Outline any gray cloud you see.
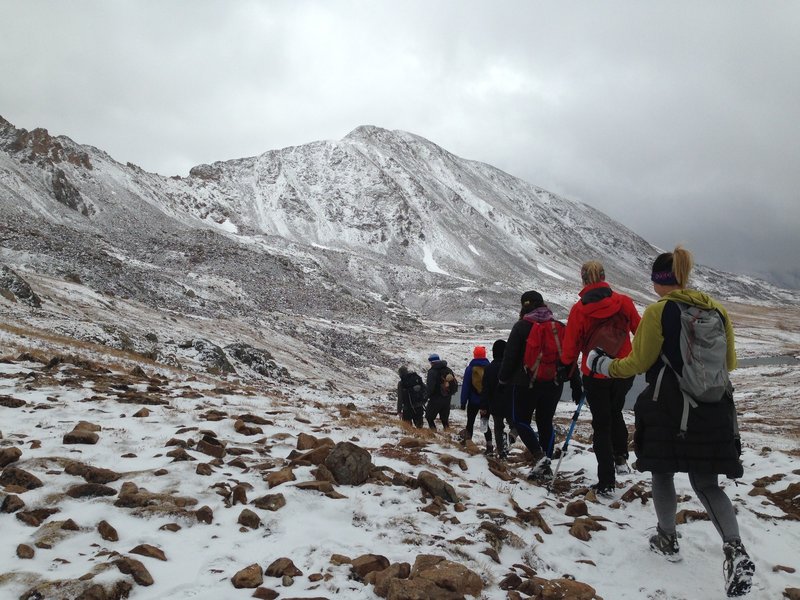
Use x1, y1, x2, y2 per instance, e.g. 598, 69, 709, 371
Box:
2, 1, 798, 286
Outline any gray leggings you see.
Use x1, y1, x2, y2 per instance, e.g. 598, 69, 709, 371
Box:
651, 472, 740, 543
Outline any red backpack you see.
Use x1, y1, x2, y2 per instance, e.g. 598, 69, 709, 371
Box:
581, 311, 630, 358
523, 319, 566, 383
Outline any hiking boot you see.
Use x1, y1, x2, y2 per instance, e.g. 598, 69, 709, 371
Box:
615, 456, 632, 475
497, 449, 509, 460
590, 482, 615, 498
723, 540, 755, 597
527, 454, 552, 481
484, 444, 494, 456
649, 525, 681, 562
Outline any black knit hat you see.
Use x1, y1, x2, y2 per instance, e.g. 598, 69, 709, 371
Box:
520, 290, 544, 309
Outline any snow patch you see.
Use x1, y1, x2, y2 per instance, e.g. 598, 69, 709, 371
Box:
423, 246, 449, 275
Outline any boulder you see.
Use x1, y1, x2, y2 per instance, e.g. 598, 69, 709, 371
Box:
1, 467, 43, 490
0, 447, 22, 468
350, 554, 390, 580
416, 471, 459, 503
231, 563, 263, 589
324, 441, 373, 485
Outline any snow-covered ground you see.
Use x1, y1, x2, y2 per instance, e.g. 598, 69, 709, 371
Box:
0, 313, 798, 600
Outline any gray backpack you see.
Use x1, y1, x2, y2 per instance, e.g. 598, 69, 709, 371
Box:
653, 302, 733, 434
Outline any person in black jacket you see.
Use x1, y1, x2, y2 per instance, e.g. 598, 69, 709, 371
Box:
499, 290, 581, 480
425, 354, 456, 430
480, 339, 511, 457
397, 366, 425, 428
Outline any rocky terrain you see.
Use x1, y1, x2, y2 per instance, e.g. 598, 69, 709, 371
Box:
0, 320, 798, 600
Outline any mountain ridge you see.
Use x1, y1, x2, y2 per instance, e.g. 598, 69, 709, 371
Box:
1, 114, 797, 382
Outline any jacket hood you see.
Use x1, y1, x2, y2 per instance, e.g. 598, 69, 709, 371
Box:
578, 282, 624, 318
522, 305, 554, 323
660, 289, 718, 310
469, 357, 490, 367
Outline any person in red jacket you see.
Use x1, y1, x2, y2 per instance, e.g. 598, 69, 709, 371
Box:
560, 261, 641, 496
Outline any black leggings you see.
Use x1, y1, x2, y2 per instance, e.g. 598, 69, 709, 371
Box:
509, 382, 562, 458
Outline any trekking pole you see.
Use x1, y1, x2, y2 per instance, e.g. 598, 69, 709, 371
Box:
549, 391, 587, 491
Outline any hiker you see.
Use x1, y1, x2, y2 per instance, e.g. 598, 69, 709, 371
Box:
459, 345, 491, 450
587, 246, 755, 597
559, 260, 641, 496
480, 339, 512, 457
425, 353, 458, 430
499, 290, 581, 480
397, 365, 426, 428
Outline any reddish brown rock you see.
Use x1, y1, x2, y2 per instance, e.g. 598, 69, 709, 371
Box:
132, 408, 151, 418
565, 500, 589, 517
231, 485, 248, 505
196, 463, 214, 476
195, 505, 213, 524
251, 588, 279, 599
17, 544, 35, 559
252, 493, 286, 511
197, 435, 226, 458
238, 508, 261, 529
264, 557, 303, 578
67, 483, 117, 498
63, 429, 99, 445
130, 544, 167, 561
98, 520, 119, 542
0, 447, 22, 468
114, 556, 154, 586
0, 466, 43, 490
1, 493, 25, 513
16, 507, 59, 527
351, 553, 391, 580
231, 563, 264, 588
265, 467, 296, 489
64, 462, 121, 484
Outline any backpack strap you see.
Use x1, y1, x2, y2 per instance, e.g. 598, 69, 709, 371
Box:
655, 352, 697, 436
550, 321, 563, 360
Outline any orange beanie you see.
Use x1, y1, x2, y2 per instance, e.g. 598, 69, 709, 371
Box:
473, 345, 487, 359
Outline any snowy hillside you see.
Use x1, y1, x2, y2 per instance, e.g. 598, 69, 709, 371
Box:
0, 313, 798, 600
2, 115, 798, 383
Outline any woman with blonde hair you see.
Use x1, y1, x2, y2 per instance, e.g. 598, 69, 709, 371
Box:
560, 260, 641, 495
587, 246, 755, 597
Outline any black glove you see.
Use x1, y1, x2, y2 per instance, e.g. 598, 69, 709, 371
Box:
571, 384, 583, 404
555, 362, 571, 386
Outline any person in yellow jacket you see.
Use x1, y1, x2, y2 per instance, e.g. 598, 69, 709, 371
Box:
587, 246, 755, 598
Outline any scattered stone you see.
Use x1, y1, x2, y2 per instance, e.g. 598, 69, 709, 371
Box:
569, 517, 607, 541
16, 508, 59, 527
0, 447, 22, 468
197, 434, 226, 458
417, 470, 459, 503
234, 419, 263, 436
238, 508, 261, 529
17, 544, 35, 559
114, 556, 154, 586
252, 493, 286, 511
350, 553, 390, 580
159, 523, 182, 532
196, 463, 214, 476
132, 408, 151, 418
232, 563, 264, 588
330, 554, 352, 566
265, 557, 303, 578
130, 544, 167, 561
565, 500, 589, 517
324, 441, 373, 485
196, 505, 214, 524
98, 520, 119, 542
0, 395, 26, 408
67, 483, 117, 498
63, 429, 99, 445
64, 462, 121, 484
266, 467, 296, 488
251, 588, 279, 600
1, 493, 25, 513
0, 466, 43, 490
232, 484, 248, 505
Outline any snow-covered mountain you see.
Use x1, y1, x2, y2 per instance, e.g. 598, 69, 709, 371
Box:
0, 115, 797, 380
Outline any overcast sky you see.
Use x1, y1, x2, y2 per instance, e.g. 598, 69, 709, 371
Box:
2, 1, 799, 288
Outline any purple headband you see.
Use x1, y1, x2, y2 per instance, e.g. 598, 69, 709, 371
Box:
651, 270, 678, 285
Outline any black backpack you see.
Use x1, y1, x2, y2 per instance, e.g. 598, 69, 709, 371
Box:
402, 372, 427, 406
